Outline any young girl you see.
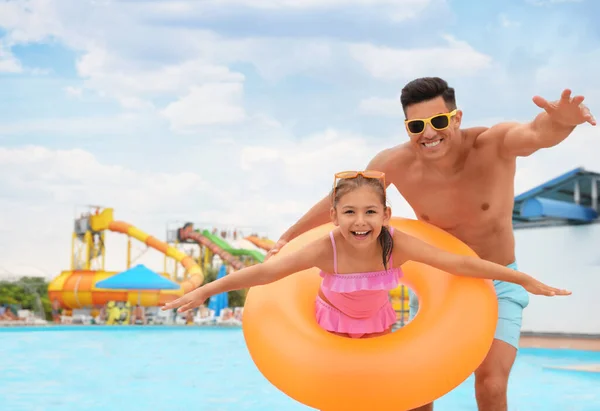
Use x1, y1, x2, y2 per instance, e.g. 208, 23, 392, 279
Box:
162, 171, 570, 338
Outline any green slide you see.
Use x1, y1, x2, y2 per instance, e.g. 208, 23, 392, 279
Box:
200, 230, 265, 263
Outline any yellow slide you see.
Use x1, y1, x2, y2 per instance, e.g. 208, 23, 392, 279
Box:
48, 208, 203, 309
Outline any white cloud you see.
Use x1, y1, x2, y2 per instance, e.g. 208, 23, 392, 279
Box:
64, 86, 83, 97
76, 49, 244, 96
241, 129, 374, 184
0, 146, 210, 209
498, 13, 521, 28
240, 147, 281, 171
0, 113, 159, 136
161, 83, 247, 131
137, 0, 431, 20
535, 50, 600, 92
0, 42, 21, 72
0, 1, 336, 84
75, 47, 246, 109
229, 38, 334, 82
358, 96, 403, 117
0, 0, 63, 45
0, 0, 435, 95
0, 1, 339, 134
349, 35, 492, 80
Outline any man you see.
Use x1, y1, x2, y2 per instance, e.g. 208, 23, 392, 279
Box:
265, 77, 595, 411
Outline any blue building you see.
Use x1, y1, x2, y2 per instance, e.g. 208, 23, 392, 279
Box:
513, 167, 600, 229
512, 167, 600, 336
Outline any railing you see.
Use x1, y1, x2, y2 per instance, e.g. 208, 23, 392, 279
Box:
392, 284, 411, 331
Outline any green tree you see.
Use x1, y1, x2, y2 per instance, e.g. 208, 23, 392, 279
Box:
0, 277, 51, 320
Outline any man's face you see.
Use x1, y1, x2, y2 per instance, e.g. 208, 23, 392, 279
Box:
404, 96, 462, 160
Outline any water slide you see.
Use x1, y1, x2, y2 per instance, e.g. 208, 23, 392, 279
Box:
177, 225, 246, 271
200, 230, 265, 263
244, 235, 275, 252
48, 208, 204, 309
232, 237, 265, 253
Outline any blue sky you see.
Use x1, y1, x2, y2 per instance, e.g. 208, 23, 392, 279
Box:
0, 0, 598, 278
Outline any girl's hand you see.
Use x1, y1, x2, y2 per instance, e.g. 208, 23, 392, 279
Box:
522, 277, 572, 297
161, 287, 209, 313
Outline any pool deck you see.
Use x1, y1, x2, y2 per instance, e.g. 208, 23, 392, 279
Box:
520, 335, 600, 373
544, 363, 600, 372
520, 335, 600, 351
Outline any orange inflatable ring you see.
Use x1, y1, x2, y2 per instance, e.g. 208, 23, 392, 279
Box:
242, 217, 498, 411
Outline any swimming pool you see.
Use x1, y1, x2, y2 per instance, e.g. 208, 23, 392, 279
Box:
2, 326, 599, 411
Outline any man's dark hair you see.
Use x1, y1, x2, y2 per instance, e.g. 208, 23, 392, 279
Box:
400, 77, 456, 115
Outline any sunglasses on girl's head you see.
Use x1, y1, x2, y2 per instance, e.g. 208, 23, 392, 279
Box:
332, 170, 386, 200
334, 170, 385, 181
404, 109, 458, 134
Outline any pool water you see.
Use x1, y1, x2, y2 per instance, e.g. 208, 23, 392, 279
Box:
1, 326, 599, 411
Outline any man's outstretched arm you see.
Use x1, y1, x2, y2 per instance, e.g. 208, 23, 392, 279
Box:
495, 89, 595, 158
266, 148, 395, 259
273, 195, 332, 248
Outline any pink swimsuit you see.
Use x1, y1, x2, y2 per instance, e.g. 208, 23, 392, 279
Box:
315, 228, 403, 338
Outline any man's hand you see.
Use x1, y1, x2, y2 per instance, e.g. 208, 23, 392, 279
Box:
265, 238, 288, 262
533, 89, 596, 127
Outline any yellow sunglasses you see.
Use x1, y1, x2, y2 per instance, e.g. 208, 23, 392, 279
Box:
332, 170, 386, 200
404, 109, 457, 134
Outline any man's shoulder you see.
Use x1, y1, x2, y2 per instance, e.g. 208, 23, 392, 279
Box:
465, 123, 520, 146
464, 126, 504, 149
368, 142, 415, 171
464, 126, 518, 163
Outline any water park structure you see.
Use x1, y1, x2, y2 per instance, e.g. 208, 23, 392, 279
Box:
174, 223, 265, 272
244, 235, 275, 252
44, 206, 410, 318
47, 207, 204, 309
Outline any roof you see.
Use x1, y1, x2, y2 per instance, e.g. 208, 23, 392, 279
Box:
95, 264, 181, 290
513, 167, 600, 229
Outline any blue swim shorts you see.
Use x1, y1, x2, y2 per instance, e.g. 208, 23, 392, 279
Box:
408, 261, 529, 349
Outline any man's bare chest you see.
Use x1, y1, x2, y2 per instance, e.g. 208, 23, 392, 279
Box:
391, 168, 510, 229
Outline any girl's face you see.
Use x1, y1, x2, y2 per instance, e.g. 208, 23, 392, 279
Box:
331, 185, 390, 247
